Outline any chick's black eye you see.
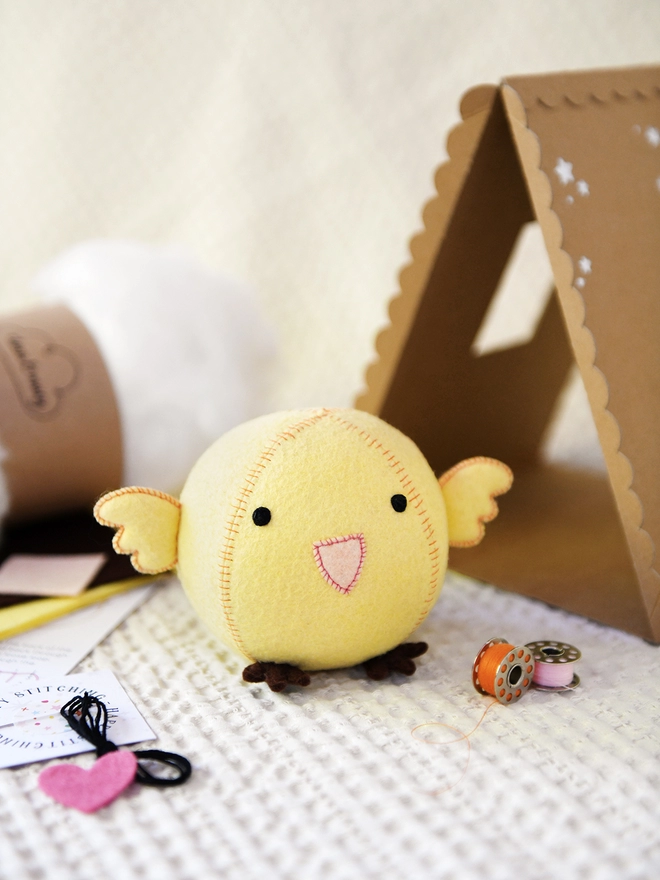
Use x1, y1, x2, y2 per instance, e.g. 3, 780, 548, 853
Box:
252, 507, 271, 526
391, 494, 407, 512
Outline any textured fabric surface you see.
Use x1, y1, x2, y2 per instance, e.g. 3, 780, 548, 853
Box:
1, 573, 659, 880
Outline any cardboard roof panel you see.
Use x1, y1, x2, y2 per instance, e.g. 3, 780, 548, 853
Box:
357, 65, 660, 641
366, 90, 574, 472
503, 66, 660, 635
505, 66, 660, 108
358, 87, 500, 419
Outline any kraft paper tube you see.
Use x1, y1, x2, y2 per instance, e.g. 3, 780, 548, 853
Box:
0, 304, 122, 522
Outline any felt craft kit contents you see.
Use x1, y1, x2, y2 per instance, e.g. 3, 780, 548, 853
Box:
0, 669, 154, 769
94, 407, 512, 690
38, 690, 191, 813
356, 64, 660, 642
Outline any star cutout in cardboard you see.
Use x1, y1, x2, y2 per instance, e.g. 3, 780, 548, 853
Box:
554, 158, 574, 185
645, 127, 660, 148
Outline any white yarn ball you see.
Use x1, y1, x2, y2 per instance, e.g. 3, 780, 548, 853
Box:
33, 240, 277, 496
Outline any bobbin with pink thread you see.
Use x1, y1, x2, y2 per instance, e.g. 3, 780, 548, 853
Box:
526, 641, 581, 691
472, 637, 535, 705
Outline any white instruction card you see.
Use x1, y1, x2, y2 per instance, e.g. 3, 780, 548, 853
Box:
0, 583, 155, 682
0, 668, 155, 769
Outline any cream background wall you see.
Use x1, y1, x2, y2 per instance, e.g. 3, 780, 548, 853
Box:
1, 11, 660, 878
0, 1, 657, 454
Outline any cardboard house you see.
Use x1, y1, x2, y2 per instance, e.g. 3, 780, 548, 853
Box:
356, 66, 660, 641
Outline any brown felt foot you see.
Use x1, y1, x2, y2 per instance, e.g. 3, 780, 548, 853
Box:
242, 661, 311, 693
363, 642, 428, 681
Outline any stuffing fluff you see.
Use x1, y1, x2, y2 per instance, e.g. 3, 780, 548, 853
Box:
33, 240, 277, 496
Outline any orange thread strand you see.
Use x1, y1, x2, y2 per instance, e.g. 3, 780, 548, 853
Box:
411, 699, 497, 795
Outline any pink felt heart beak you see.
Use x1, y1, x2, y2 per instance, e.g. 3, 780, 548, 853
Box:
313, 533, 366, 594
39, 750, 138, 813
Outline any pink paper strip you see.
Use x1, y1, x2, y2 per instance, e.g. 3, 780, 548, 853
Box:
0, 553, 106, 597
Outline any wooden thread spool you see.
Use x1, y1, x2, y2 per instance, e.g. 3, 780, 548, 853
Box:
472, 638, 535, 705
526, 641, 581, 690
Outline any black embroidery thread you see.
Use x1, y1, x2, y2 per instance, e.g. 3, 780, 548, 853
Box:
60, 692, 192, 788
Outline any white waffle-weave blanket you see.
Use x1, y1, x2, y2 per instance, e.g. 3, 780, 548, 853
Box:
0, 573, 658, 880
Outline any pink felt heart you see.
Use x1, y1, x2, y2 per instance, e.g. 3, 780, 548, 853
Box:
39, 750, 138, 813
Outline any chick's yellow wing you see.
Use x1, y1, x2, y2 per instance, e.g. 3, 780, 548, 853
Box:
439, 458, 513, 548
94, 487, 181, 574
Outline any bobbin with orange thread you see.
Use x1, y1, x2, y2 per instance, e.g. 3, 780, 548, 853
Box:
472, 638, 535, 704
526, 641, 581, 691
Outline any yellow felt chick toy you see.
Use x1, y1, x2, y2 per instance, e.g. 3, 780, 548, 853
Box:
94, 408, 512, 691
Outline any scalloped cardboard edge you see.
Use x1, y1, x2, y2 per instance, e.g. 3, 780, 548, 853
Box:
356, 65, 660, 642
